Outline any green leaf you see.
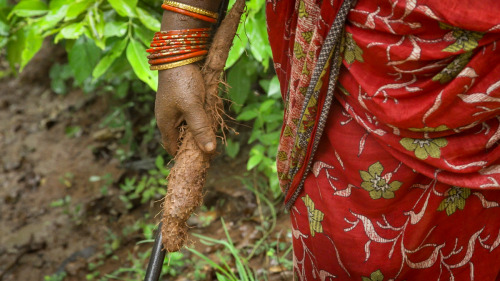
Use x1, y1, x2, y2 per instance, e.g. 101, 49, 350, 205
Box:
247, 152, 263, 170
126, 38, 157, 91
259, 78, 282, 99
227, 58, 252, 109
54, 22, 85, 43
247, 10, 271, 68
225, 139, 240, 159
20, 27, 43, 71
86, 9, 105, 48
65, 0, 92, 21
259, 131, 280, 146
225, 12, 248, 69
0, 19, 8, 37
93, 38, 128, 78
68, 36, 101, 84
49, 0, 68, 11
267, 76, 281, 97
49, 63, 72, 94
246, 0, 265, 12
104, 21, 128, 38
136, 7, 160, 31
35, 5, 69, 31
216, 272, 231, 281
9, 0, 48, 18
134, 24, 154, 46
6, 27, 26, 70
259, 99, 276, 113
247, 145, 265, 169
236, 109, 258, 121
107, 0, 137, 18
155, 155, 164, 169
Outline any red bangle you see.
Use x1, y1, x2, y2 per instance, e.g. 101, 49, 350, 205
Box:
149, 40, 208, 48
152, 37, 209, 42
148, 50, 208, 65
161, 4, 217, 23
155, 28, 211, 35
147, 48, 204, 59
147, 44, 207, 53
147, 44, 207, 54
153, 33, 211, 40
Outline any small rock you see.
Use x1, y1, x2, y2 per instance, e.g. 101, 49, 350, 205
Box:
92, 128, 123, 142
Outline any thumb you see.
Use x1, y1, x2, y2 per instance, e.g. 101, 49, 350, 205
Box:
183, 104, 217, 153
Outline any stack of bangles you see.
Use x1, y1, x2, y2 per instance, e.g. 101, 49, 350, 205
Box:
147, 1, 219, 71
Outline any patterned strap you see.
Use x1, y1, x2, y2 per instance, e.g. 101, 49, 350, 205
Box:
285, 0, 355, 209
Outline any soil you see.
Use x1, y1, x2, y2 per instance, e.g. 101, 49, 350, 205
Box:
0, 44, 291, 280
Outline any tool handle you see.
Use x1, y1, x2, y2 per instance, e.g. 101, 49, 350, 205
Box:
144, 222, 166, 281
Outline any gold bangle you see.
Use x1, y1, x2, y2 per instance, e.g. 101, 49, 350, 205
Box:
162, 0, 218, 19
150, 55, 205, 70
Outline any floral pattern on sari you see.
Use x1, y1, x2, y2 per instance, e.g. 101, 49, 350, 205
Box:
267, 0, 500, 279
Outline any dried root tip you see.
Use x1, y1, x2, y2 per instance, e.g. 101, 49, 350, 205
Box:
161, 222, 187, 252
161, 132, 208, 252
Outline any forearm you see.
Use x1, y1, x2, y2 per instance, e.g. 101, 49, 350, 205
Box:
158, 0, 222, 86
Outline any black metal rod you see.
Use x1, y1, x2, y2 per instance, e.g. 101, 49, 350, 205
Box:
144, 222, 166, 281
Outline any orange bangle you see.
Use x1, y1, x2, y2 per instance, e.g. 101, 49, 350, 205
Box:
146, 44, 207, 54
147, 44, 207, 53
148, 50, 208, 65
147, 48, 204, 59
161, 4, 217, 23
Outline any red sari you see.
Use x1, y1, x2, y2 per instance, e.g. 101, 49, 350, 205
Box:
266, 0, 500, 279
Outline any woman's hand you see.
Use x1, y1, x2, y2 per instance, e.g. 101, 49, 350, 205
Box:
155, 64, 217, 156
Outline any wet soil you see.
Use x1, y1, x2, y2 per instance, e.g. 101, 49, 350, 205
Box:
0, 45, 291, 280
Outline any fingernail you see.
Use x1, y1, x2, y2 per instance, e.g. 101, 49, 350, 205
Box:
205, 142, 215, 152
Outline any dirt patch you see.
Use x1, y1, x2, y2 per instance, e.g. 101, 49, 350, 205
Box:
0, 44, 291, 280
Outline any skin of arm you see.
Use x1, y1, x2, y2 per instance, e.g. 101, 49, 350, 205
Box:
155, 0, 222, 156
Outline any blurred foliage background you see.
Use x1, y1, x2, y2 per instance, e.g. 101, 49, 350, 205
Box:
1, 0, 282, 196
1, 0, 289, 279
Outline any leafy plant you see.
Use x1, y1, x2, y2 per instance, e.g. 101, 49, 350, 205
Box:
119, 155, 168, 209
2, 0, 161, 89
188, 218, 257, 281
43, 272, 67, 281
89, 173, 114, 196
49, 195, 84, 224
226, 56, 283, 199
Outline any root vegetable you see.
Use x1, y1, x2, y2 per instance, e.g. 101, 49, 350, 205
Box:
161, 0, 246, 252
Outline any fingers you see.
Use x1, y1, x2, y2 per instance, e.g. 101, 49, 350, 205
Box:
156, 99, 215, 155
155, 64, 216, 155
182, 102, 217, 153
155, 91, 181, 156
161, 119, 180, 156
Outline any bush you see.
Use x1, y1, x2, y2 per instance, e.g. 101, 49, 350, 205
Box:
2, 0, 282, 198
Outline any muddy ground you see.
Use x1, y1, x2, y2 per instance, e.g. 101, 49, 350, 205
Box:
0, 45, 291, 280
